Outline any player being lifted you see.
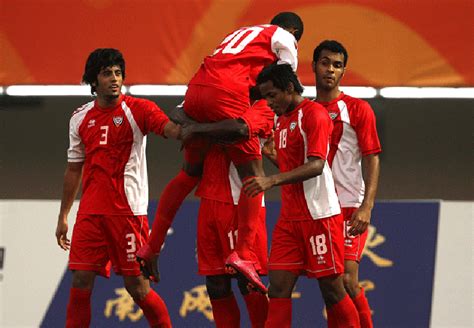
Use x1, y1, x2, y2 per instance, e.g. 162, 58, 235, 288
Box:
137, 12, 304, 293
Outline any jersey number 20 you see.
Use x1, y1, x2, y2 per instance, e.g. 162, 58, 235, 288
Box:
214, 26, 265, 55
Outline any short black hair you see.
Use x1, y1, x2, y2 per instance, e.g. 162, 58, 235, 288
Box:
270, 12, 304, 41
256, 63, 304, 94
313, 40, 348, 67
82, 48, 126, 95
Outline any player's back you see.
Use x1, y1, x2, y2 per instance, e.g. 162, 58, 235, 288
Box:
189, 24, 297, 98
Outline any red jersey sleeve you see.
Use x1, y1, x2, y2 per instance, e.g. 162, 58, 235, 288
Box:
353, 101, 382, 156
240, 100, 274, 139
129, 97, 170, 137
303, 103, 332, 160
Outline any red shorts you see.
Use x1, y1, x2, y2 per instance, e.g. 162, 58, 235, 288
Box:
69, 214, 149, 277
184, 84, 262, 166
196, 198, 267, 276
268, 214, 345, 279
342, 207, 369, 262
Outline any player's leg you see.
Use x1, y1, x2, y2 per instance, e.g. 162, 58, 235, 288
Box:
310, 215, 359, 328
67, 214, 110, 327
237, 278, 268, 328
236, 206, 269, 328
206, 275, 240, 328
343, 207, 373, 328
106, 215, 171, 327
344, 260, 372, 328
265, 219, 303, 328
137, 142, 205, 265
66, 270, 97, 328
225, 144, 267, 292
123, 275, 171, 328
265, 270, 298, 328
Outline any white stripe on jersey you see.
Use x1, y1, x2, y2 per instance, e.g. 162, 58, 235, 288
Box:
67, 101, 94, 162
122, 101, 149, 215
332, 100, 365, 207
271, 27, 298, 71
297, 109, 341, 220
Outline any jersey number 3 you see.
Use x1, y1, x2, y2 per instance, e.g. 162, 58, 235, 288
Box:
214, 26, 264, 55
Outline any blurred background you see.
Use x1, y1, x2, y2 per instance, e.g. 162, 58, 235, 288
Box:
0, 0, 472, 327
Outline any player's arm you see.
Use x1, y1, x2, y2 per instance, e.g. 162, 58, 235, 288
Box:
182, 119, 249, 143
243, 156, 324, 197
262, 132, 278, 168
349, 154, 380, 235
56, 161, 83, 250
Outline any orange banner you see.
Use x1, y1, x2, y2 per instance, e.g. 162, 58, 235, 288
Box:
1, 0, 473, 86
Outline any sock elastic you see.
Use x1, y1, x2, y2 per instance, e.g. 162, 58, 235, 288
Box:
327, 294, 360, 328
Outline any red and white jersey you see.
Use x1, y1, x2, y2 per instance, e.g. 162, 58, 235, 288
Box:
318, 93, 381, 207
189, 24, 297, 100
275, 99, 340, 220
68, 95, 169, 215
195, 100, 274, 205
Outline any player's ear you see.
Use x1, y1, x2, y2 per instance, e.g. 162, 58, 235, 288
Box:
311, 61, 316, 73
287, 82, 295, 93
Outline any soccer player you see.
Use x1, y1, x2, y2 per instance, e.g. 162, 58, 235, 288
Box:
140, 99, 274, 328
55, 48, 180, 328
244, 63, 361, 327
137, 12, 304, 292
312, 40, 381, 328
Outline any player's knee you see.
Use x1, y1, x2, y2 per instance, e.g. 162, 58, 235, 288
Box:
318, 275, 347, 306
206, 276, 231, 299
72, 270, 96, 289
124, 277, 150, 301
343, 272, 360, 298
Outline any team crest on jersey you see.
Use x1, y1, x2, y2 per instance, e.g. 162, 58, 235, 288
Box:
289, 122, 297, 131
87, 119, 95, 128
113, 116, 123, 127
329, 112, 339, 120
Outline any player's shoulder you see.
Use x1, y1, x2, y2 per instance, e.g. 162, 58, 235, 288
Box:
303, 99, 328, 115
123, 95, 158, 110
341, 93, 372, 111
71, 100, 95, 118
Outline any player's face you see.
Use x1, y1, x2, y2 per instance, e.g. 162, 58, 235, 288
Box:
94, 65, 123, 99
313, 50, 345, 91
259, 80, 293, 116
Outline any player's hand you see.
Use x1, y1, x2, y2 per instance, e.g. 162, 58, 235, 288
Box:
348, 206, 371, 236
262, 132, 276, 157
136, 244, 160, 283
55, 217, 70, 251
169, 103, 195, 125
243, 176, 274, 197
137, 255, 160, 283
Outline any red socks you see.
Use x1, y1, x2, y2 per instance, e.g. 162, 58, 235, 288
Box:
147, 170, 199, 254
236, 185, 263, 260
327, 294, 360, 328
243, 292, 268, 328
353, 288, 373, 328
210, 294, 240, 328
135, 290, 172, 328
66, 288, 91, 328
265, 298, 292, 328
